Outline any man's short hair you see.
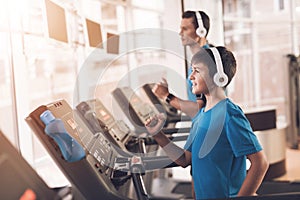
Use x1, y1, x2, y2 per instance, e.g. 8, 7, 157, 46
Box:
182, 10, 210, 37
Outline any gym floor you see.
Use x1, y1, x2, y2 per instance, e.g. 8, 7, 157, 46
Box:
275, 147, 300, 181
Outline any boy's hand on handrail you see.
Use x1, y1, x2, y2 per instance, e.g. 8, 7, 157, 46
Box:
145, 113, 166, 136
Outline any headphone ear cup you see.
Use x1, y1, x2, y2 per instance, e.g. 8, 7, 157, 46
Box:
196, 26, 207, 38
213, 73, 228, 87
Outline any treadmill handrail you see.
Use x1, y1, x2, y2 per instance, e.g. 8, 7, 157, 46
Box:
161, 127, 190, 134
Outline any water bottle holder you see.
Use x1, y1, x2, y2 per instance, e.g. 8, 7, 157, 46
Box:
40, 110, 86, 162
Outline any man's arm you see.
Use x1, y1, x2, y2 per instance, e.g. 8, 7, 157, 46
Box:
168, 96, 204, 118
237, 150, 269, 196
152, 79, 204, 118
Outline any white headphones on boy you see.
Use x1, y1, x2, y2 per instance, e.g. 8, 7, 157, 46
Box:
195, 11, 207, 38
210, 47, 228, 87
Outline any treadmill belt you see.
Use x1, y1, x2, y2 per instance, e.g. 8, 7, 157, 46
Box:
257, 181, 300, 195
172, 180, 300, 198
171, 182, 192, 198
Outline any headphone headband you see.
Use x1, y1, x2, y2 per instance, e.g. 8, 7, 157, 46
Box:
195, 11, 207, 38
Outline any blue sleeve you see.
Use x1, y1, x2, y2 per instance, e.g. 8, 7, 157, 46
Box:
226, 113, 262, 157
183, 110, 203, 152
184, 134, 193, 152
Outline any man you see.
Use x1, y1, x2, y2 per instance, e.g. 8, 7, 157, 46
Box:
152, 10, 212, 118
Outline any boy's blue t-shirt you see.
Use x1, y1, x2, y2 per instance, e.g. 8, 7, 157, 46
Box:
184, 98, 262, 200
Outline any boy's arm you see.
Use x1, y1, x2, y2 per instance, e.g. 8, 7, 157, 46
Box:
237, 150, 269, 196
152, 131, 191, 168
144, 113, 192, 167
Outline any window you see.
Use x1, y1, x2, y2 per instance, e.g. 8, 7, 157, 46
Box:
223, 0, 299, 134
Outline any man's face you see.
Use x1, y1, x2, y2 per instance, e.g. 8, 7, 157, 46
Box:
179, 17, 199, 46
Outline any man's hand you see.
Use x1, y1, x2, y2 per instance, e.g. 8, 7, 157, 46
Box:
152, 78, 170, 100
145, 113, 166, 136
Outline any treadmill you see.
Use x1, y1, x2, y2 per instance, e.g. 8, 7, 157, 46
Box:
112, 87, 193, 198
112, 86, 190, 137
25, 99, 180, 200
142, 83, 191, 124
0, 130, 71, 200
75, 98, 190, 198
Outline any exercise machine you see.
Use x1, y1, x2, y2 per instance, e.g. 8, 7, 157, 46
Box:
75, 98, 191, 198
142, 83, 191, 124
26, 99, 180, 200
112, 86, 193, 198
112, 86, 191, 134
286, 54, 300, 149
0, 130, 72, 200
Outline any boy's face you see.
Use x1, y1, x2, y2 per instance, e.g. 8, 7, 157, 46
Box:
179, 17, 199, 46
190, 62, 213, 94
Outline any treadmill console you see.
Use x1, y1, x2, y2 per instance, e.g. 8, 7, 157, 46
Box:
26, 100, 132, 200
142, 83, 178, 116
76, 99, 141, 153
142, 83, 191, 123
113, 86, 191, 133
112, 87, 158, 133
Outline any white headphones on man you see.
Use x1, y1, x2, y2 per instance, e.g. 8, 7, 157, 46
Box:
210, 47, 228, 87
195, 11, 207, 38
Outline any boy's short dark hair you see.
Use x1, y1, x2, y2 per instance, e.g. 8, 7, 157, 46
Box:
191, 46, 237, 87
182, 10, 210, 37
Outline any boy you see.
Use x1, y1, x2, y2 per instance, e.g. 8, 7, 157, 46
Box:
145, 46, 268, 199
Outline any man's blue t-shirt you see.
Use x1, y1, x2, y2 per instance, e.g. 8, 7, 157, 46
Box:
184, 98, 262, 200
